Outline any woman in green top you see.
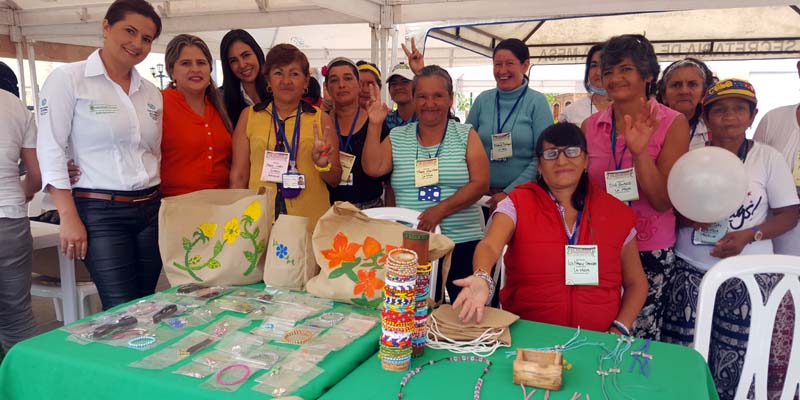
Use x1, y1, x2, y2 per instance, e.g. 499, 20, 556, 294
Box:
362, 65, 489, 302
466, 39, 554, 209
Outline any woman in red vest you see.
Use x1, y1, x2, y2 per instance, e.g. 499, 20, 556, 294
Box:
452, 123, 648, 334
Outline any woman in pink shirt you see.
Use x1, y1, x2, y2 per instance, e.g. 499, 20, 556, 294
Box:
581, 35, 689, 339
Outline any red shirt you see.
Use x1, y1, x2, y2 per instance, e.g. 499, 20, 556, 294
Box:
160, 88, 232, 197
500, 182, 636, 332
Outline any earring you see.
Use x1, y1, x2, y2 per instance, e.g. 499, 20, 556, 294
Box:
303, 87, 309, 95
267, 86, 273, 94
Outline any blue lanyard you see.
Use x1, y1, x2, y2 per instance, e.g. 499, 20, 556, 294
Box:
335, 107, 360, 153
557, 202, 583, 245
737, 139, 749, 162
271, 103, 302, 161
610, 112, 628, 170
415, 122, 448, 160
495, 86, 527, 133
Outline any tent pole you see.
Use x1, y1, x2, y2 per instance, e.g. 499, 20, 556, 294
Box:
370, 23, 378, 64
15, 41, 27, 107
27, 40, 39, 114
379, 27, 388, 103
389, 26, 398, 108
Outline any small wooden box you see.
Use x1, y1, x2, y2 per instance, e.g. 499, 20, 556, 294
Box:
512, 349, 563, 390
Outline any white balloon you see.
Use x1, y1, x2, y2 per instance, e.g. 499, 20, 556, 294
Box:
667, 146, 748, 223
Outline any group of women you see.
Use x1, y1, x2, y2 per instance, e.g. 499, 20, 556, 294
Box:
6, 0, 797, 397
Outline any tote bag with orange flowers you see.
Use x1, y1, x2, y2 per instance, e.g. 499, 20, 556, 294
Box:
159, 188, 274, 286
306, 202, 455, 308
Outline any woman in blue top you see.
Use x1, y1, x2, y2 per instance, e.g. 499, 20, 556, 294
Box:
466, 39, 554, 209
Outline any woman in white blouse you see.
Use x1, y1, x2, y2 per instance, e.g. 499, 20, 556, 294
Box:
37, 0, 163, 309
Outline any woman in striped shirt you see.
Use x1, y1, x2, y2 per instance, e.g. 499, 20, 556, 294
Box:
362, 65, 489, 302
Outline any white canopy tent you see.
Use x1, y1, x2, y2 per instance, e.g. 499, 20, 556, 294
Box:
0, 0, 793, 106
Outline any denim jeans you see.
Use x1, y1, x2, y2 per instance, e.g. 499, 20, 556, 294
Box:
0, 217, 37, 352
75, 187, 162, 310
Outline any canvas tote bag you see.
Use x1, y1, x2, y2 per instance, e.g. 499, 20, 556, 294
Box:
159, 188, 274, 286
306, 202, 455, 308
263, 214, 317, 290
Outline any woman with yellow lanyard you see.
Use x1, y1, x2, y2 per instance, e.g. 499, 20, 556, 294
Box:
230, 44, 341, 228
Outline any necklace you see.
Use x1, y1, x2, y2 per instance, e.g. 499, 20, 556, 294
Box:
397, 356, 492, 399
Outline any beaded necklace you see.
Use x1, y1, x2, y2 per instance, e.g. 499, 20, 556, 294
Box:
397, 355, 492, 399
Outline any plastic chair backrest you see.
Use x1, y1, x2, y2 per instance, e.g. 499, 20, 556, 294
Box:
694, 254, 800, 400
361, 207, 440, 300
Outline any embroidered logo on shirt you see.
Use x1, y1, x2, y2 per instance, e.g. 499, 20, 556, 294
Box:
89, 103, 119, 115
39, 98, 49, 116
146, 103, 160, 121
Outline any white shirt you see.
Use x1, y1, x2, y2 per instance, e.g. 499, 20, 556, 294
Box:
675, 142, 800, 270
0, 90, 36, 218
37, 49, 162, 192
558, 96, 595, 127
689, 119, 709, 151
240, 83, 254, 106
754, 103, 800, 255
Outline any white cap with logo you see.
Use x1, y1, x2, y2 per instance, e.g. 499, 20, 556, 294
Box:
386, 62, 415, 83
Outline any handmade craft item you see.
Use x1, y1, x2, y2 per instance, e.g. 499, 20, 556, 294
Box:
397, 356, 492, 400
513, 349, 563, 390
380, 248, 418, 372
403, 230, 432, 357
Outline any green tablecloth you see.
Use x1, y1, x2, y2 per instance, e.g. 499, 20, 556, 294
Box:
321, 319, 720, 400
0, 286, 379, 400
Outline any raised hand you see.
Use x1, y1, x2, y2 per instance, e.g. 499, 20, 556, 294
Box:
312, 123, 331, 167
622, 97, 661, 157
401, 37, 425, 75
365, 84, 390, 124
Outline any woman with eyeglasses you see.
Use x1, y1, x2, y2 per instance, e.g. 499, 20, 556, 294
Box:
451, 123, 647, 333
582, 34, 690, 339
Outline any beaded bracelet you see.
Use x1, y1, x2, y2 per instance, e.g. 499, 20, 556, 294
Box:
128, 335, 156, 349
282, 329, 314, 344
319, 312, 345, 326
215, 363, 252, 386
382, 310, 414, 323
384, 281, 416, 291
383, 303, 414, 314
416, 262, 433, 273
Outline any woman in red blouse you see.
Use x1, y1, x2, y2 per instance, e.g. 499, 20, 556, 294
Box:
161, 34, 233, 197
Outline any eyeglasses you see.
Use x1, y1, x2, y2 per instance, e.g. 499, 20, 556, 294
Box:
540, 146, 583, 160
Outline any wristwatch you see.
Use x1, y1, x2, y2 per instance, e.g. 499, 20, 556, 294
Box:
751, 226, 764, 242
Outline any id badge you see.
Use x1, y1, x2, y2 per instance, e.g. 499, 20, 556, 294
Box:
604, 168, 639, 202
282, 172, 306, 190
261, 151, 290, 183
339, 151, 356, 185
793, 150, 800, 187
692, 220, 728, 245
418, 185, 441, 202
491, 132, 513, 161
414, 158, 439, 187
565, 245, 599, 286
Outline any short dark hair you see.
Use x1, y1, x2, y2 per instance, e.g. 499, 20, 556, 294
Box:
583, 43, 604, 93
601, 34, 659, 97
220, 29, 270, 127
656, 57, 717, 124
264, 44, 310, 77
104, 0, 162, 38
493, 38, 529, 64
0, 61, 19, 98
535, 122, 589, 210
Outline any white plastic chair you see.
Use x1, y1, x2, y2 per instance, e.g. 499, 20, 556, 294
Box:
28, 194, 99, 323
361, 207, 441, 300
694, 254, 800, 400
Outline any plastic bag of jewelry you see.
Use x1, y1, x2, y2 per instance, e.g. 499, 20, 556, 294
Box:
172, 349, 239, 379
286, 344, 333, 363
267, 302, 328, 325
129, 331, 218, 370
66, 312, 142, 344
271, 291, 333, 310
336, 313, 379, 336
276, 323, 323, 346
252, 364, 324, 397
200, 315, 250, 338
248, 287, 283, 304
201, 358, 265, 392
249, 317, 296, 340
305, 326, 361, 351
304, 311, 347, 329
215, 331, 264, 356
163, 307, 217, 331
210, 297, 261, 314
98, 322, 186, 351
226, 286, 267, 299
242, 344, 293, 370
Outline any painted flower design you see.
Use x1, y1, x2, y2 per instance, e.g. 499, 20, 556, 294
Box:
223, 218, 240, 244
199, 223, 217, 239
353, 269, 384, 298
362, 236, 382, 259
378, 245, 399, 264
243, 200, 262, 223
276, 244, 288, 259
321, 232, 361, 269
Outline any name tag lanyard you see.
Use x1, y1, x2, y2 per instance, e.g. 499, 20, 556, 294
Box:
689, 120, 698, 143
495, 87, 527, 134
736, 139, 749, 162
335, 107, 360, 153
271, 103, 302, 170
610, 112, 628, 171
415, 123, 448, 160
554, 200, 596, 245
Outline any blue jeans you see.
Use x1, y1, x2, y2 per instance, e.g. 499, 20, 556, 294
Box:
75, 188, 162, 310
0, 217, 37, 352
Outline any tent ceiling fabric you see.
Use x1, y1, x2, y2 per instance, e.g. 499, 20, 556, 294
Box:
425, 6, 800, 64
